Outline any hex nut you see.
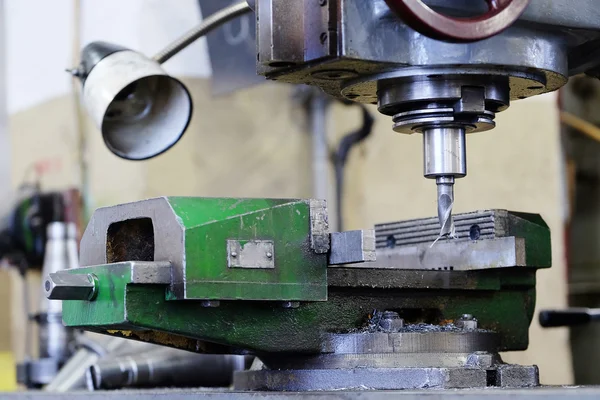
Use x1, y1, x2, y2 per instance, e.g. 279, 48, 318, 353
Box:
379, 311, 404, 332
457, 314, 478, 330
45, 273, 97, 301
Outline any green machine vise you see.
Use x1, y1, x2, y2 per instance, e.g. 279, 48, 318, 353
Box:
79, 197, 335, 302
45, 198, 550, 370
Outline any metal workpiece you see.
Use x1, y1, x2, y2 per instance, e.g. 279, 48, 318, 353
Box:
374, 209, 551, 265
369, 210, 550, 271
372, 237, 524, 270
80, 197, 329, 301
328, 230, 376, 265
87, 348, 247, 390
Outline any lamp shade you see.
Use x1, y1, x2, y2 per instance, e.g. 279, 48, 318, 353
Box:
79, 42, 192, 160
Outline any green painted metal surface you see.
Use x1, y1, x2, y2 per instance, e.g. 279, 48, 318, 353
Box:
167, 198, 326, 301
62, 263, 539, 353
61, 205, 550, 356
83, 197, 328, 302
62, 263, 132, 328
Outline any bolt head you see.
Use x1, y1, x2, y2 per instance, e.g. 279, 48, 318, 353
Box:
319, 32, 328, 45
266, 252, 273, 259
45, 273, 97, 301
382, 311, 400, 320
230, 251, 238, 258
281, 301, 300, 309
457, 314, 478, 330
379, 311, 404, 332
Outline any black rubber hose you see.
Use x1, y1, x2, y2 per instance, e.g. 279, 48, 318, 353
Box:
332, 104, 375, 231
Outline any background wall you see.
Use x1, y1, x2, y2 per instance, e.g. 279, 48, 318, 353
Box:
2, 0, 572, 386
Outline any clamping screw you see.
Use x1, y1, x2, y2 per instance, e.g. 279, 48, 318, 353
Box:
45, 273, 97, 301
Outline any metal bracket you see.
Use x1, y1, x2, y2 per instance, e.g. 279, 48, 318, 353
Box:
368, 237, 527, 271
227, 240, 275, 269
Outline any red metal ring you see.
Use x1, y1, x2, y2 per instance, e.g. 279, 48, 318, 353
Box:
384, 0, 530, 42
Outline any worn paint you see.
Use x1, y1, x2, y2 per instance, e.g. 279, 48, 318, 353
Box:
63, 263, 541, 353
164, 197, 327, 301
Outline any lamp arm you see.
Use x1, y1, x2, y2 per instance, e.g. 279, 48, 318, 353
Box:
152, 1, 253, 64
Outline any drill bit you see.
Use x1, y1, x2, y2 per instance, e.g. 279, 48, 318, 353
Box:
436, 177, 456, 237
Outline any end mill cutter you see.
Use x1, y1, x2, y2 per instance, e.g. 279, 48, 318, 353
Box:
423, 127, 466, 237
